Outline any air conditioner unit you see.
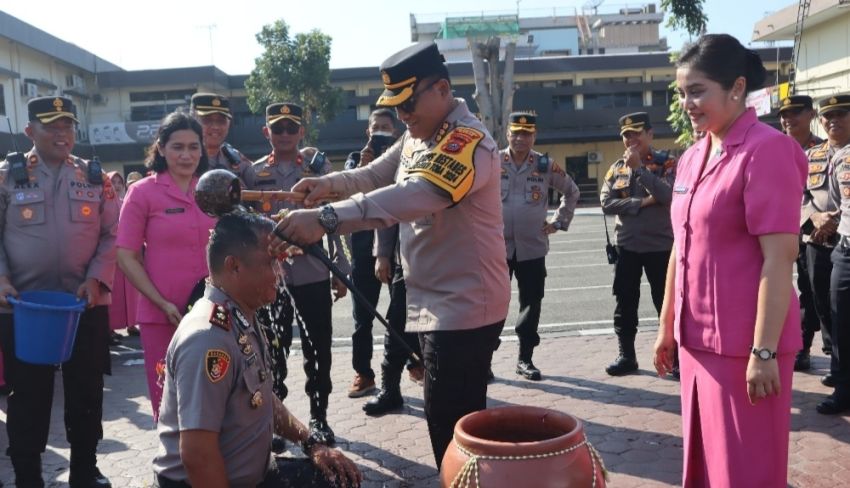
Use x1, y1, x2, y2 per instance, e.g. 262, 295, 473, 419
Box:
92, 93, 107, 105
22, 82, 38, 98
587, 151, 603, 163
70, 74, 84, 89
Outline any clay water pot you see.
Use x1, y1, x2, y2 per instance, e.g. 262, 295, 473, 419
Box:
440, 406, 606, 488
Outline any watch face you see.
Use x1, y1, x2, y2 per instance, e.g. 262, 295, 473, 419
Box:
758, 349, 770, 360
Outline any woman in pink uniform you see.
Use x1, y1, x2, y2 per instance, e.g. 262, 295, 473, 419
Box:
107, 171, 137, 342
653, 34, 807, 487
117, 111, 214, 421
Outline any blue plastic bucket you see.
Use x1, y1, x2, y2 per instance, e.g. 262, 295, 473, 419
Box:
8, 291, 86, 364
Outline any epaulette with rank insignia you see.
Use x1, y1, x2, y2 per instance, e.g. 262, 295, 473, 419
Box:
209, 304, 231, 331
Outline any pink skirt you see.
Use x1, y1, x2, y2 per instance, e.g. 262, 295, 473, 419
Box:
139, 322, 176, 422
109, 267, 138, 330
679, 346, 794, 488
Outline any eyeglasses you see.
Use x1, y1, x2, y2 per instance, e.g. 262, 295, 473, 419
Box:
270, 123, 300, 135
397, 79, 441, 114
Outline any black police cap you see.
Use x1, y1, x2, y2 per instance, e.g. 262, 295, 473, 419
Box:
376, 43, 447, 107
619, 112, 651, 135
266, 103, 303, 126
191, 93, 232, 118
818, 93, 850, 115
509, 112, 537, 133
28, 96, 78, 124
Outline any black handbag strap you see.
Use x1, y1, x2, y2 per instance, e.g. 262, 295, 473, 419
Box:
602, 212, 613, 246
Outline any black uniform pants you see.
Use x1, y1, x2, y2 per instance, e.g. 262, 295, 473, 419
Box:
507, 254, 546, 356
0, 306, 110, 461
380, 264, 421, 387
420, 320, 504, 468
288, 279, 334, 418
612, 247, 670, 342
804, 243, 834, 354
830, 245, 850, 389
350, 233, 382, 379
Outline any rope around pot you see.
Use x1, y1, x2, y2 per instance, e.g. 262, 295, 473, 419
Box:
447, 434, 609, 488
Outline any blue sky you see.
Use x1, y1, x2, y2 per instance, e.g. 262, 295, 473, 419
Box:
1, 0, 792, 74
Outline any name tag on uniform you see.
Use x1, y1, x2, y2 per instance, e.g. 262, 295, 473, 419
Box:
673, 185, 689, 194
165, 207, 185, 214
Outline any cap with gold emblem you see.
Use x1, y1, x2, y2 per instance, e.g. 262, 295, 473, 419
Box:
778, 95, 814, 113
28, 96, 79, 124
265, 103, 303, 126
509, 112, 537, 133
619, 112, 652, 135
191, 93, 232, 118
817, 93, 850, 115
376, 42, 448, 107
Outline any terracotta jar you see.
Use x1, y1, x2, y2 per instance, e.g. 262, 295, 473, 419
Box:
440, 406, 607, 488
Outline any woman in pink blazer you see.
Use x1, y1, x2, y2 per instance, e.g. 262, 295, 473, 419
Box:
653, 34, 807, 487
117, 112, 215, 421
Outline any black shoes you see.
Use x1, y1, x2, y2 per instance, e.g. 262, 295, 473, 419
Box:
363, 389, 404, 416
816, 391, 850, 415
69, 467, 112, 488
308, 417, 336, 446
605, 355, 639, 376
822, 374, 836, 388
516, 360, 542, 381
486, 368, 495, 384
794, 350, 812, 372
271, 435, 287, 454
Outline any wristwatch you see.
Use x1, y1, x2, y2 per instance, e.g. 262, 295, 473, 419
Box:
551, 221, 562, 231
317, 205, 339, 234
301, 435, 319, 456
751, 346, 777, 361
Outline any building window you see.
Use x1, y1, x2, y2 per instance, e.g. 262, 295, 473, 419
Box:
583, 76, 643, 85
129, 89, 195, 103
652, 89, 672, 107
130, 103, 186, 122
583, 92, 643, 109
0, 84, 5, 116
552, 95, 575, 111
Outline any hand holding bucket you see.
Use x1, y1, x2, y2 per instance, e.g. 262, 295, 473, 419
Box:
7, 291, 87, 364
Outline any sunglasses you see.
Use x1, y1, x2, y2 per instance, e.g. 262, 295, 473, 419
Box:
270, 123, 300, 135
823, 109, 850, 119
397, 79, 441, 114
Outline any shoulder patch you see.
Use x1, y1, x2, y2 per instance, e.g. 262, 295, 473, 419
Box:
206, 349, 231, 383
209, 304, 231, 331
407, 127, 483, 203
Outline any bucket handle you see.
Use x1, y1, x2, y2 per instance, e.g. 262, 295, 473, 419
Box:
7, 296, 87, 312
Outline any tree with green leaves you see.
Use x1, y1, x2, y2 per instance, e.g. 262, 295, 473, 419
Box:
661, 0, 708, 147
245, 20, 341, 143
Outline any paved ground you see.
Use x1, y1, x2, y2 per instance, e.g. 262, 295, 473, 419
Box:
1, 210, 849, 486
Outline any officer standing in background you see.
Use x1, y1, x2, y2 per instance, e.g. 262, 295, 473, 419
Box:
499, 112, 579, 380
600, 112, 675, 376
0, 97, 119, 487
820, 93, 850, 415
245, 102, 350, 445
269, 42, 510, 467
346, 108, 398, 399
792, 95, 840, 374
190, 93, 253, 182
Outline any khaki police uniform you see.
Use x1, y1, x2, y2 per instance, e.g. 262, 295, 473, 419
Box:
244, 103, 350, 431
500, 145, 579, 364
799, 139, 840, 359
0, 97, 120, 485
600, 112, 675, 373
208, 146, 253, 182
324, 80, 510, 466
823, 141, 850, 413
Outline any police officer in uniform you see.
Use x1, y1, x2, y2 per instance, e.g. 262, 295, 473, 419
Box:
818, 93, 850, 415
0, 97, 119, 487
153, 212, 361, 487
269, 42, 510, 467
600, 112, 675, 376
190, 93, 253, 182
245, 103, 350, 445
499, 112, 579, 380
796, 95, 848, 374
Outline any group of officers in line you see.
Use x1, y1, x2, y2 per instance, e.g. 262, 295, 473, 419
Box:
2, 38, 850, 487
